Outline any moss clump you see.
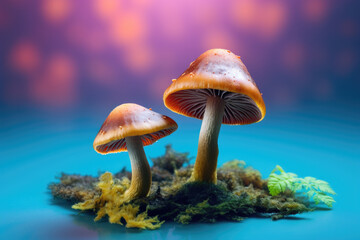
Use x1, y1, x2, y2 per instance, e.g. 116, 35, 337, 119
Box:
143, 182, 255, 224
218, 159, 264, 190
72, 172, 163, 230
49, 146, 310, 230
150, 145, 190, 181
50, 173, 99, 202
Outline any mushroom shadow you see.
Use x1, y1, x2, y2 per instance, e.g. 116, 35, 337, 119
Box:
250, 213, 310, 221
309, 206, 333, 211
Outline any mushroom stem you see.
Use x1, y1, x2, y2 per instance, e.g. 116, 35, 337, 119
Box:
124, 136, 151, 200
192, 96, 225, 183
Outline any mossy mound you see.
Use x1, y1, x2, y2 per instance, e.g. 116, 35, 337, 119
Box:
49, 145, 309, 230
143, 182, 256, 224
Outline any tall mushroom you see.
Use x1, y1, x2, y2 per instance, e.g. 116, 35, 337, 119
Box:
163, 49, 266, 183
93, 103, 178, 200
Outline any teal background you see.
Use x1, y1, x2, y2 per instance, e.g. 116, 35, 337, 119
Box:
1, 104, 359, 239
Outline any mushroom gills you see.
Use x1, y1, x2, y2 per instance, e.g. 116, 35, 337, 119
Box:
168, 89, 262, 125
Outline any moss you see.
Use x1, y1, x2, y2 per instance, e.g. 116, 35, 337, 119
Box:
72, 172, 163, 230
218, 159, 264, 189
220, 159, 246, 170
49, 173, 99, 202
49, 145, 310, 230
151, 145, 190, 174
144, 182, 255, 224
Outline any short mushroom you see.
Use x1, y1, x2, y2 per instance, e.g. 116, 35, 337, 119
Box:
163, 49, 266, 183
93, 103, 178, 200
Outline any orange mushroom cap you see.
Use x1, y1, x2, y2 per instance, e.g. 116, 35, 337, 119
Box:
93, 104, 178, 154
163, 49, 266, 125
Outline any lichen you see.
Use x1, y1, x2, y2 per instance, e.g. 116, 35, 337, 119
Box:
72, 172, 163, 230
49, 145, 313, 230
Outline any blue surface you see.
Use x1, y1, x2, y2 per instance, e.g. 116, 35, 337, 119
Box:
1, 104, 360, 240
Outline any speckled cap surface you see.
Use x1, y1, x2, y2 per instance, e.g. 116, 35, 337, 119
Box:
93, 103, 178, 154
163, 49, 266, 125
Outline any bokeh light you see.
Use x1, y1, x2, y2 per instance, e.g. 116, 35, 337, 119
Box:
42, 0, 71, 23
9, 41, 40, 74
231, 0, 287, 40
29, 53, 77, 107
303, 0, 329, 22
0, 0, 359, 110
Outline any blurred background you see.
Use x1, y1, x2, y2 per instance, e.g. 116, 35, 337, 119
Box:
1, 0, 360, 239
0, 0, 359, 112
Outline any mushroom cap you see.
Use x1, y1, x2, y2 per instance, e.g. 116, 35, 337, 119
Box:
93, 103, 178, 154
163, 49, 266, 125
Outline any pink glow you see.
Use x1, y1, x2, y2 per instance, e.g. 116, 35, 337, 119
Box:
202, 29, 236, 50
259, 2, 287, 39
231, 0, 287, 40
231, 0, 258, 30
93, 0, 122, 20
29, 54, 77, 107
155, 2, 186, 40
109, 11, 147, 46
131, 0, 152, 9
303, 0, 329, 22
123, 43, 154, 74
9, 41, 41, 74
42, 0, 71, 22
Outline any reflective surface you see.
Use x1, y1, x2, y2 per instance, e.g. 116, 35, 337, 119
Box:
1, 104, 359, 239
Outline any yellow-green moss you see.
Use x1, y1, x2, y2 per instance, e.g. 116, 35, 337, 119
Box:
72, 172, 163, 230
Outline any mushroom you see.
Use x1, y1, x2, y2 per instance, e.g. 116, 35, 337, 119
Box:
93, 103, 178, 200
163, 49, 266, 183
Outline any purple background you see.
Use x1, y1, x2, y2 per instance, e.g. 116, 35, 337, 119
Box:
0, 0, 359, 112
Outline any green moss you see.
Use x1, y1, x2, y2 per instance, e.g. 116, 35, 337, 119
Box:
49, 145, 312, 230
144, 182, 255, 223
151, 144, 190, 174
220, 159, 246, 170
49, 173, 99, 202
169, 183, 255, 224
